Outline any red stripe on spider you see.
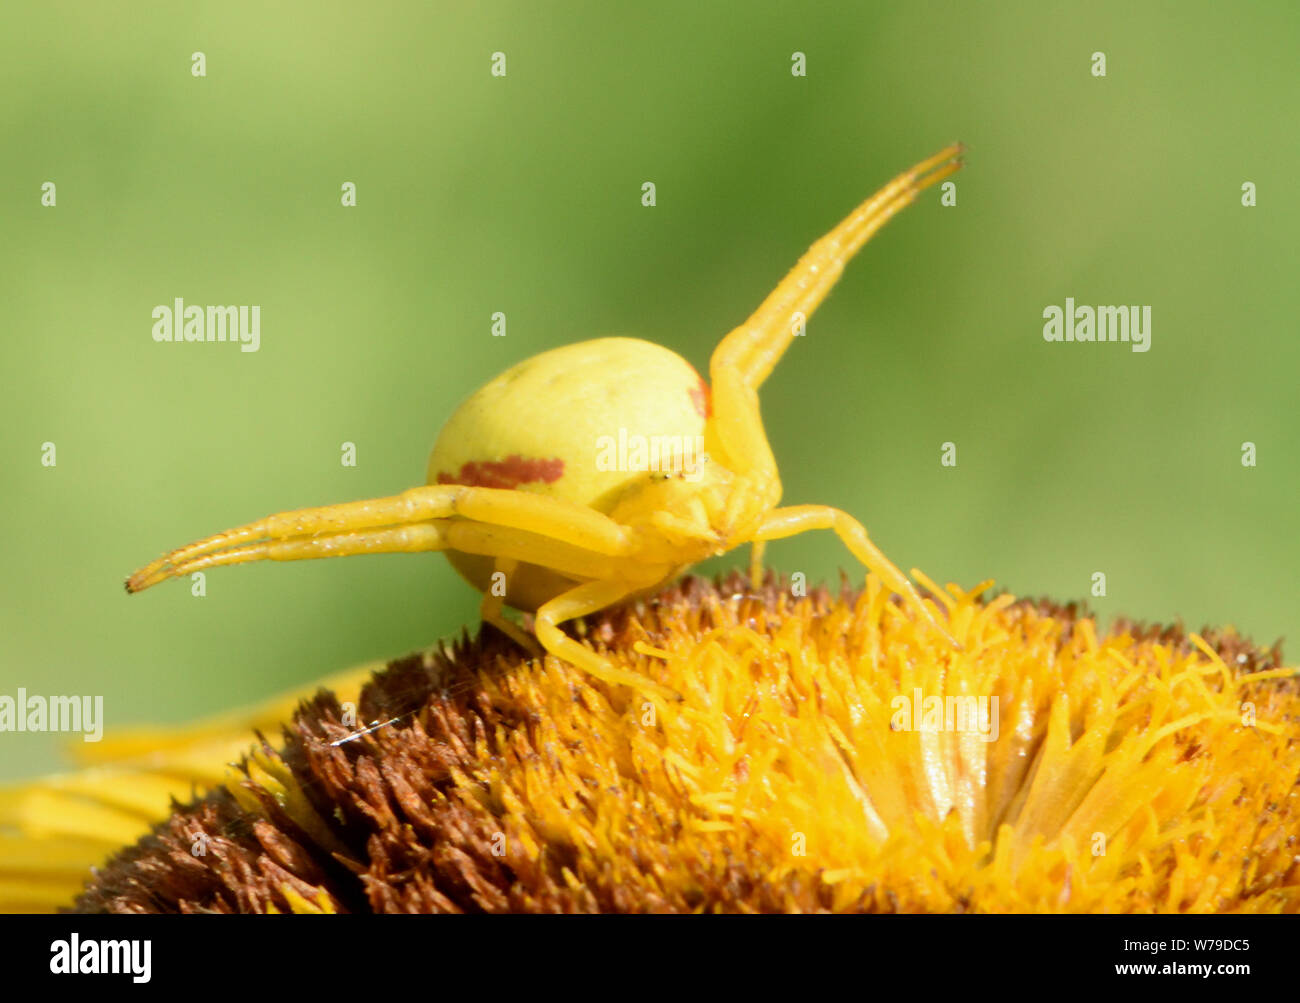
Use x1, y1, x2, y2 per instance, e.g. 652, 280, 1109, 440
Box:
689, 376, 712, 420
435, 455, 566, 490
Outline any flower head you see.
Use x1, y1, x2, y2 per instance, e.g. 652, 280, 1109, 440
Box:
60, 573, 1300, 914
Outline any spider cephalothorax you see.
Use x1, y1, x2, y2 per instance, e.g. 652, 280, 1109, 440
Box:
128, 144, 965, 698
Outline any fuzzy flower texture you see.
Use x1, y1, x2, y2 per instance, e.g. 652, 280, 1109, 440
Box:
3, 573, 1298, 913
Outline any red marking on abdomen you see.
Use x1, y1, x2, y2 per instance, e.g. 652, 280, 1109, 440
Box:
689, 376, 712, 420
436, 455, 565, 490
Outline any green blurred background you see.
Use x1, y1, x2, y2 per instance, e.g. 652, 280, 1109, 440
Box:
2, 1, 1296, 780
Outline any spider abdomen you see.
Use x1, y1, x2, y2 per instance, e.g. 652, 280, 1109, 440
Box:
428, 337, 709, 607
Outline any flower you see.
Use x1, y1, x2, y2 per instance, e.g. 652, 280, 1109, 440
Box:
0, 663, 375, 913
5, 573, 1298, 913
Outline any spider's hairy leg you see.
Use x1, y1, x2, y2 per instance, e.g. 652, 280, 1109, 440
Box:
534, 580, 682, 702
711, 142, 964, 397
753, 504, 962, 650
706, 145, 962, 481
126, 485, 635, 592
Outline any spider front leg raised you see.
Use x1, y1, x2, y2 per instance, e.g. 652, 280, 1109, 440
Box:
707, 142, 964, 484
711, 142, 964, 401
703, 144, 965, 646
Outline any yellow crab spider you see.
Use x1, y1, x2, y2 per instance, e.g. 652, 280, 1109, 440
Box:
127, 143, 965, 701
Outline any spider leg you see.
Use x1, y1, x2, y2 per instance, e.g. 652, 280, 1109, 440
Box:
708, 143, 963, 477
126, 484, 637, 592
443, 521, 636, 580
480, 557, 543, 654
534, 580, 681, 702
753, 504, 961, 649
126, 516, 637, 589
714, 143, 963, 393
749, 540, 766, 589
